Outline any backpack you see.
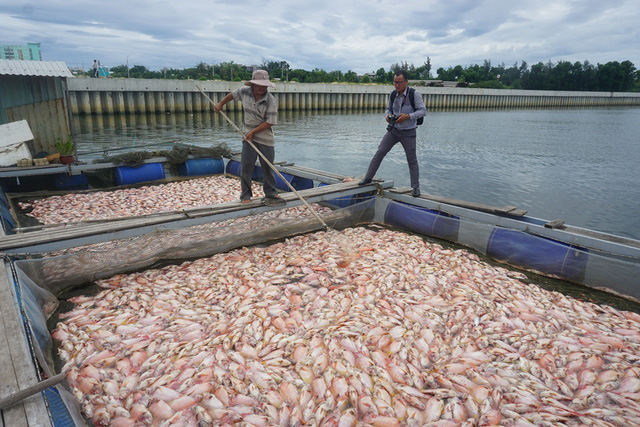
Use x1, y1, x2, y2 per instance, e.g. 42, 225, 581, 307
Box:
389, 87, 424, 125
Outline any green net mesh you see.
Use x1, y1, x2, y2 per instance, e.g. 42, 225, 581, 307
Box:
93, 143, 233, 167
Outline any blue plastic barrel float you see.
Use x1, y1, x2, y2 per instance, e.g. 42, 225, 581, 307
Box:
54, 174, 89, 191
115, 163, 166, 186
384, 201, 460, 241
225, 160, 263, 181
486, 228, 589, 281
275, 173, 314, 191
177, 158, 225, 177
318, 183, 373, 208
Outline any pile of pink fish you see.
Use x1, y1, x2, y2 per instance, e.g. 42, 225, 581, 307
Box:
52, 227, 640, 426
19, 176, 263, 225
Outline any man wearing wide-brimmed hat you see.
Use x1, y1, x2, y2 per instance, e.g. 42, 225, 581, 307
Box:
215, 69, 284, 205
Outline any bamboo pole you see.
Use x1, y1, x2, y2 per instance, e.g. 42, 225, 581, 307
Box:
195, 85, 331, 230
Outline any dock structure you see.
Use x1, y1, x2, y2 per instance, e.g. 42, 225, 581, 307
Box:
67, 78, 640, 115
0, 262, 54, 426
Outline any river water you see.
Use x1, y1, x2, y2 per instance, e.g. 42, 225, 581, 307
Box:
73, 107, 640, 241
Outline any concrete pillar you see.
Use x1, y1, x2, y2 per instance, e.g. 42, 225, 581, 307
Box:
69, 92, 79, 115
193, 91, 202, 112
134, 92, 145, 113
185, 92, 193, 113
162, 92, 172, 113
79, 91, 91, 115
101, 92, 114, 114
145, 92, 156, 113
90, 92, 102, 114
174, 92, 185, 112
114, 91, 126, 114
286, 93, 293, 111
199, 91, 210, 112
155, 92, 165, 113
122, 92, 131, 114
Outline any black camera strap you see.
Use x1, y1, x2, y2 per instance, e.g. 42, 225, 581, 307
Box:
389, 89, 409, 116
388, 87, 424, 125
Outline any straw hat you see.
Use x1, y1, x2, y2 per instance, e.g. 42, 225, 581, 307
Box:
247, 69, 275, 87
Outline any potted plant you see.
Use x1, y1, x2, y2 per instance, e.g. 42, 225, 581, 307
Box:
56, 135, 75, 164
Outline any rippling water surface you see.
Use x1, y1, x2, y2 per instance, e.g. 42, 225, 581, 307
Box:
74, 107, 640, 240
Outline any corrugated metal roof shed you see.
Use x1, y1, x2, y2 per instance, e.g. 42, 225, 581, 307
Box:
0, 59, 72, 156
0, 59, 73, 78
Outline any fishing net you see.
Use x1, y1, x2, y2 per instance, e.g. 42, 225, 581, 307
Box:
17, 200, 373, 295
92, 143, 233, 167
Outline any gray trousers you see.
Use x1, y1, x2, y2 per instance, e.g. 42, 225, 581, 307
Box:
364, 127, 420, 189
240, 141, 277, 200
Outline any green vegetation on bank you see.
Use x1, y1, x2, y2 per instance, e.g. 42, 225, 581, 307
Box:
101, 58, 639, 92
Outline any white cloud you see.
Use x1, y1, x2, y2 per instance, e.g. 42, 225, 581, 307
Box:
0, 0, 637, 73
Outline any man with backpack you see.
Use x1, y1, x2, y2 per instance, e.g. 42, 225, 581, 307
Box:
359, 69, 427, 197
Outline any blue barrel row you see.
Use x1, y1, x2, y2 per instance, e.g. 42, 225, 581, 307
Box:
114, 158, 225, 185
384, 200, 589, 283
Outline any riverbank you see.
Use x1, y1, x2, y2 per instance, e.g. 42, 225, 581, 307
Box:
67, 78, 640, 115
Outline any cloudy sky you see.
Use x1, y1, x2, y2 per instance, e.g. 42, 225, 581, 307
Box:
1, 0, 638, 74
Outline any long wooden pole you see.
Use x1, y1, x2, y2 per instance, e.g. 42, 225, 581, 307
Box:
0, 372, 66, 410
195, 85, 330, 230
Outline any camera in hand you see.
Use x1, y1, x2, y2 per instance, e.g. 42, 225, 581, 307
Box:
387, 114, 399, 131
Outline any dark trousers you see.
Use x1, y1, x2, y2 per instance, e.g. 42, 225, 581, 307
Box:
364, 128, 420, 189
240, 141, 277, 200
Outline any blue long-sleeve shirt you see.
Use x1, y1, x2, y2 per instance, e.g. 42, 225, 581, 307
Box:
385, 87, 427, 130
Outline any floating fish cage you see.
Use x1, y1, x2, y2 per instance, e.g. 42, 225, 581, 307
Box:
1, 158, 640, 426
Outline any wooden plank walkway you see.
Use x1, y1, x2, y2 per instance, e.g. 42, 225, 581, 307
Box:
388, 187, 528, 216
0, 261, 53, 426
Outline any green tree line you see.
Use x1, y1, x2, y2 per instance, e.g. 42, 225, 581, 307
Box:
436, 59, 638, 92
101, 57, 639, 92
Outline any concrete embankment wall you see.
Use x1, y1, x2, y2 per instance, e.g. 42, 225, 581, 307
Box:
67, 78, 640, 115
